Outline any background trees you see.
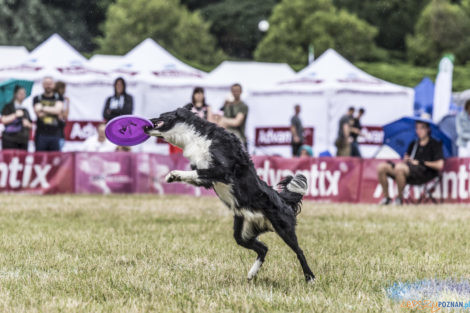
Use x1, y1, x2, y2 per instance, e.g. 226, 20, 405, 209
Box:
96, 0, 224, 66
254, 0, 380, 65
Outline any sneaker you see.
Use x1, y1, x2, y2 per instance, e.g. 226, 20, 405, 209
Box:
394, 198, 403, 205
379, 197, 392, 205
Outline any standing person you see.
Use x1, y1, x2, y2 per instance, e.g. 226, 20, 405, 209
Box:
1, 86, 32, 150
54, 81, 69, 150
218, 83, 249, 149
102, 77, 133, 122
33, 77, 64, 151
335, 107, 354, 156
350, 108, 365, 157
290, 104, 304, 157
188, 87, 213, 122
376, 121, 444, 205
456, 100, 470, 157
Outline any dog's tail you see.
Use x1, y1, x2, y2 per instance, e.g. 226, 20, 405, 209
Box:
277, 174, 308, 215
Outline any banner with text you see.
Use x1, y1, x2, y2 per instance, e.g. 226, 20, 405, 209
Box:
2, 151, 470, 203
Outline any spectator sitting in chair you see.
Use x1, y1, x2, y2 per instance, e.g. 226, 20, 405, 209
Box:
376, 121, 444, 205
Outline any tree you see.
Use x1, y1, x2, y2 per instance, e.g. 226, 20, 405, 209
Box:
406, 0, 470, 65
200, 0, 278, 58
96, 0, 225, 66
254, 0, 380, 65
333, 0, 430, 53
0, 0, 113, 53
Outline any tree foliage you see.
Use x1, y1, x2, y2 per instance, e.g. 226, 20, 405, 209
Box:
406, 0, 470, 65
0, 0, 112, 53
96, 0, 225, 66
333, 0, 430, 53
200, 0, 278, 58
254, 0, 380, 65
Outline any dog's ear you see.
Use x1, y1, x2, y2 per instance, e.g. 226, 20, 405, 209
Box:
176, 107, 190, 118
182, 103, 193, 111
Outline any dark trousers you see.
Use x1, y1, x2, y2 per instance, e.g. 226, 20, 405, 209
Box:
350, 141, 361, 157
35, 135, 61, 152
2, 139, 28, 151
292, 142, 302, 157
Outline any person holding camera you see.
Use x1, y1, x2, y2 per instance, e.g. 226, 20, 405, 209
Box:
1, 85, 32, 150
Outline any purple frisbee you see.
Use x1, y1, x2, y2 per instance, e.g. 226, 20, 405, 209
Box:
105, 115, 153, 146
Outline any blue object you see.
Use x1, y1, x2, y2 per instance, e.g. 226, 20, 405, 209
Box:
438, 114, 458, 157
0, 79, 34, 111
413, 77, 434, 116
318, 150, 332, 157
383, 116, 453, 158
300, 145, 313, 156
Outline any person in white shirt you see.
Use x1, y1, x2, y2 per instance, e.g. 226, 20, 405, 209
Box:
457, 100, 470, 157
82, 123, 116, 152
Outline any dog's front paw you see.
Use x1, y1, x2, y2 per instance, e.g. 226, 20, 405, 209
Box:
306, 274, 316, 284
165, 171, 180, 183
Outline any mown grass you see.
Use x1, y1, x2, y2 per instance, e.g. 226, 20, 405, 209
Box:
0, 195, 469, 312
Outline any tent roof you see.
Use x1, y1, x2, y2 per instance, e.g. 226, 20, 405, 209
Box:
25, 33, 87, 68
115, 38, 205, 78
278, 49, 412, 94
88, 54, 124, 71
0, 46, 29, 66
204, 61, 295, 87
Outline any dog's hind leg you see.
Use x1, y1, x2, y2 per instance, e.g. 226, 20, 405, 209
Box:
233, 215, 268, 280
270, 215, 315, 283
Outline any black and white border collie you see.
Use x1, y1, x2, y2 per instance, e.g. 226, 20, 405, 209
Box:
145, 104, 315, 283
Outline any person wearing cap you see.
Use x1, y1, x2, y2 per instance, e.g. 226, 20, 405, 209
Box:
376, 121, 444, 205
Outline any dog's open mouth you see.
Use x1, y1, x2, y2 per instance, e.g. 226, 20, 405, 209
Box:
144, 120, 164, 134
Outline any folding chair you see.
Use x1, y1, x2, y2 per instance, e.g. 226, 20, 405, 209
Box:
406, 173, 443, 204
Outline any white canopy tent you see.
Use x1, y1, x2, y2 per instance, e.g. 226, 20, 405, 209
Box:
0, 34, 115, 125
108, 38, 206, 126
200, 61, 296, 111
0, 46, 29, 67
88, 54, 124, 71
246, 49, 414, 157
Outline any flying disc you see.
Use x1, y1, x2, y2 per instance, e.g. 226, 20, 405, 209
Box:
105, 115, 152, 146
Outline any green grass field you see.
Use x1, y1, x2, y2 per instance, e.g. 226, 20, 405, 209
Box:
0, 195, 469, 313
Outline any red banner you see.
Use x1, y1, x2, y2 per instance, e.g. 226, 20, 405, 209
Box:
253, 156, 361, 202
255, 127, 314, 147
0, 151, 74, 194
64, 121, 102, 141
357, 125, 383, 146
2, 151, 470, 204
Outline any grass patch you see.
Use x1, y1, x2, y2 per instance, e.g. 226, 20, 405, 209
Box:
0, 195, 468, 312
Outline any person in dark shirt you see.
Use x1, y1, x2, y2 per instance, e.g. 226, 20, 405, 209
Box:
290, 104, 304, 157
335, 107, 354, 156
350, 108, 365, 157
102, 77, 133, 122
33, 77, 64, 151
1, 86, 32, 150
377, 121, 444, 205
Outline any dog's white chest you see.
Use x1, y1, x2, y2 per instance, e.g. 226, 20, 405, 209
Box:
213, 182, 237, 209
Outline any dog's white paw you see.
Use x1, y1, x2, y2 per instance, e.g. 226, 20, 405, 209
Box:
306, 275, 316, 285
165, 171, 180, 183
247, 259, 263, 281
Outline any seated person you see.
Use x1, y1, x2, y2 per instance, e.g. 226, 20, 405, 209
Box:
82, 123, 116, 152
377, 121, 444, 205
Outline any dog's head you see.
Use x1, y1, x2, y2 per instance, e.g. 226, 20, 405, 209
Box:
144, 103, 193, 137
